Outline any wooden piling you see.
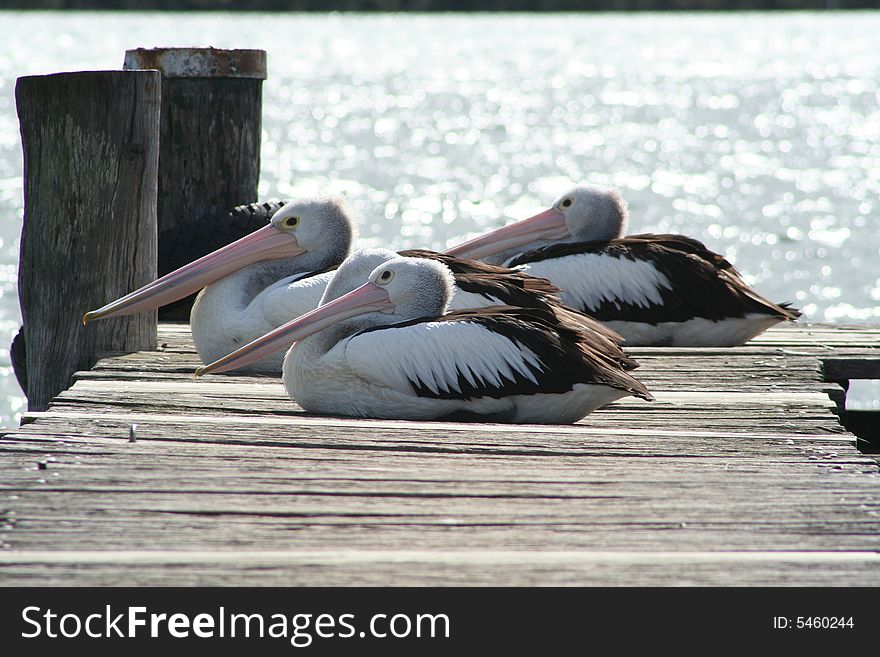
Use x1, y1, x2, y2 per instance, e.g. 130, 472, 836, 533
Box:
123, 47, 267, 319
15, 70, 161, 412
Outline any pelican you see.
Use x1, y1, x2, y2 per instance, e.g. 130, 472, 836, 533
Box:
445, 184, 801, 346
197, 255, 653, 423
83, 198, 355, 372
84, 199, 635, 373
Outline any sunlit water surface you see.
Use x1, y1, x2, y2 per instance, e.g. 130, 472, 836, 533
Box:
1, 11, 879, 425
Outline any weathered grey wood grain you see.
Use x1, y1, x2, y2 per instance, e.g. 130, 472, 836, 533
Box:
15, 70, 160, 412
1, 551, 879, 586
1, 322, 879, 586
11, 408, 861, 442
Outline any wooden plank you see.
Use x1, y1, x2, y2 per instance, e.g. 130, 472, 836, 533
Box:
1, 550, 879, 587
64, 379, 834, 403
34, 402, 850, 436
9, 549, 879, 565
822, 357, 880, 381
13, 409, 861, 442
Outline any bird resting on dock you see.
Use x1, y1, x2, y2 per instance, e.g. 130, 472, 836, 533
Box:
197, 254, 652, 423
446, 183, 800, 346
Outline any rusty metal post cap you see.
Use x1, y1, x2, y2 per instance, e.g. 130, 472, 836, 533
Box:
123, 48, 267, 80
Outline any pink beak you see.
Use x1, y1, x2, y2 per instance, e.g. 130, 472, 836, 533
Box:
83, 224, 305, 324
195, 282, 394, 376
444, 208, 570, 260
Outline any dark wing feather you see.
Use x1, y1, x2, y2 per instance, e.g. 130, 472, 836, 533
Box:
403, 250, 637, 370
510, 239, 800, 324
356, 306, 652, 402
625, 233, 740, 276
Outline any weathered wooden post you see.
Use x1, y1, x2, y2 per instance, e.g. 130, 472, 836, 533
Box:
16, 70, 161, 412
123, 47, 267, 319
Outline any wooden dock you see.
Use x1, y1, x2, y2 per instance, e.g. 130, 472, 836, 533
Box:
1, 323, 879, 586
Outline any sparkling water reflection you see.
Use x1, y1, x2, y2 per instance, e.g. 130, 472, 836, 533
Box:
1, 11, 879, 426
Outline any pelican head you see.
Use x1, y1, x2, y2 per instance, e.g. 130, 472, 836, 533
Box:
269, 197, 355, 270
196, 256, 455, 376
445, 184, 628, 262
320, 247, 399, 304
83, 197, 355, 324
362, 256, 455, 319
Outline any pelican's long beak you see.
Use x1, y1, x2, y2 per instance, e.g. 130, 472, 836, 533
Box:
444, 208, 569, 260
195, 282, 394, 376
83, 225, 305, 324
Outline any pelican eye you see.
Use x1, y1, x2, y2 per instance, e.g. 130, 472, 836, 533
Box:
560, 198, 573, 209
283, 216, 300, 228
376, 270, 395, 285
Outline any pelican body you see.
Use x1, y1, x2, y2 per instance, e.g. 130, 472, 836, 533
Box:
198, 255, 652, 424
446, 184, 800, 346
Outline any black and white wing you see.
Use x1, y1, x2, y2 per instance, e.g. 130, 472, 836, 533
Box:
343, 308, 652, 401
509, 240, 799, 323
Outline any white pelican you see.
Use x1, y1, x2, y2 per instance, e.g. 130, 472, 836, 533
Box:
445, 184, 801, 346
83, 198, 355, 372
197, 255, 653, 423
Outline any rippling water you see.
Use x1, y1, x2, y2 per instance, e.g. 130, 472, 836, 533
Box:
1, 10, 879, 425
